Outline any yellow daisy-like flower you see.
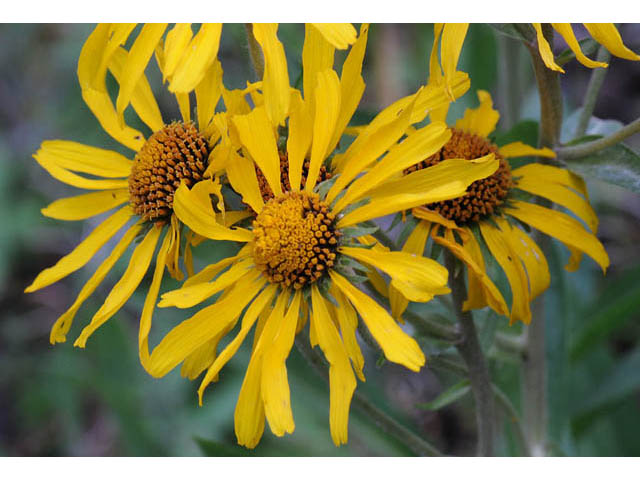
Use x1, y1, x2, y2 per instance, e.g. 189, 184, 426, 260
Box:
25, 24, 238, 368
392, 90, 610, 325
142, 24, 499, 447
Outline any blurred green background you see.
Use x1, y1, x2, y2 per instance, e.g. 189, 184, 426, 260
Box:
1, 23, 640, 456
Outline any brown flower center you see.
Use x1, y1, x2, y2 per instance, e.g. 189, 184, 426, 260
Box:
252, 191, 340, 289
128, 121, 209, 223
404, 128, 513, 224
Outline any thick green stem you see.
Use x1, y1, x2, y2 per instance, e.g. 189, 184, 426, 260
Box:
444, 252, 495, 456
245, 23, 264, 79
574, 46, 612, 138
294, 336, 443, 456
558, 116, 640, 158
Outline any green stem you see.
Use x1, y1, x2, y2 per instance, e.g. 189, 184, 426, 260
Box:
558, 116, 640, 158
444, 252, 495, 456
245, 23, 264, 79
403, 310, 460, 342
574, 46, 612, 138
294, 336, 443, 456
492, 384, 531, 456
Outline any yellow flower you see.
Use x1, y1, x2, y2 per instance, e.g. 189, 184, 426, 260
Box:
143, 24, 499, 448
392, 90, 610, 325
25, 24, 237, 369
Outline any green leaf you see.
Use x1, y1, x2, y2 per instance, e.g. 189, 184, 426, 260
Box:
488, 23, 535, 42
561, 109, 623, 144
493, 120, 539, 148
417, 379, 471, 411
564, 142, 640, 194
341, 224, 379, 239
194, 437, 254, 457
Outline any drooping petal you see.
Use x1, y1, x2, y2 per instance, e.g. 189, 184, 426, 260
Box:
311, 285, 356, 446
226, 150, 264, 214
49, 222, 141, 344
505, 200, 609, 273
169, 23, 222, 93
306, 70, 341, 191
552, 23, 609, 69
329, 271, 425, 371
532, 23, 565, 73
173, 182, 253, 242
195, 59, 223, 132
583, 23, 640, 61
41, 189, 129, 221
74, 224, 163, 347
25, 206, 133, 293
310, 23, 357, 49
232, 106, 283, 197
286, 90, 313, 192
455, 90, 500, 138
35, 140, 132, 178
252, 24, 290, 127
498, 142, 555, 159
302, 24, 335, 118
441, 23, 469, 100
162, 24, 193, 80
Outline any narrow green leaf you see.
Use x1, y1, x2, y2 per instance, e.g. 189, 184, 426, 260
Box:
488, 23, 534, 43
417, 379, 471, 411
194, 437, 253, 457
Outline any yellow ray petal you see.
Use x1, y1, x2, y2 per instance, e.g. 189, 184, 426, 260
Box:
479, 219, 531, 324
336, 122, 450, 212
232, 106, 283, 197
175, 91, 190, 123
226, 150, 264, 214
158, 258, 254, 309
195, 59, 223, 132
146, 270, 265, 378
532, 23, 565, 73
173, 182, 253, 242
455, 90, 500, 138
25, 206, 132, 293
162, 24, 193, 79
49, 222, 141, 344
505, 200, 609, 273
329, 271, 425, 371
183, 252, 245, 288
340, 246, 450, 302
311, 285, 356, 446
330, 286, 365, 381
498, 142, 555, 159
305, 69, 341, 192
552, 23, 609, 69
253, 24, 290, 127
169, 23, 222, 93
74, 224, 162, 347
513, 163, 589, 198
584, 23, 640, 61
41, 189, 129, 221
389, 220, 431, 321
302, 24, 335, 118
337, 155, 498, 228
34, 157, 129, 191
180, 338, 217, 381
441, 23, 469, 100
198, 285, 278, 404
310, 23, 357, 49
35, 140, 132, 178
262, 291, 302, 437
286, 90, 313, 192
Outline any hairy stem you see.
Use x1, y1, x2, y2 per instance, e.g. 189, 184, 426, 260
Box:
295, 336, 443, 456
444, 252, 495, 456
574, 46, 612, 138
245, 23, 264, 79
558, 116, 640, 159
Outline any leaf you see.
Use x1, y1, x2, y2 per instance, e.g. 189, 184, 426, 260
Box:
341, 224, 379, 239
493, 120, 539, 148
194, 437, 254, 457
417, 379, 471, 411
564, 142, 640, 194
488, 23, 535, 43
561, 109, 623, 144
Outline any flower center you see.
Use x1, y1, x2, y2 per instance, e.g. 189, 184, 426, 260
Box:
128, 121, 210, 223
255, 151, 333, 203
405, 128, 513, 224
252, 191, 340, 289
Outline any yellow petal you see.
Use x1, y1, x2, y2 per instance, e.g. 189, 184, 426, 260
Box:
302, 24, 335, 118
198, 285, 278, 404
329, 271, 425, 371
226, 150, 264, 214
336, 121, 450, 212
41, 189, 129, 221
173, 182, 253, 242
262, 291, 302, 436
552, 23, 608, 69
195, 59, 223, 131
584, 23, 640, 61
158, 258, 254, 309
532, 23, 565, 73
162, 24, 193, 79
147, 269, 265, 378
35, 140, 132, 178
175, 91, 191, 123
455, 90, 500, 138
115, 24, 167, 126
74, 224, 162, 347
337, 155, 498, 228
479, 219, 531, 324
49, 222, 141, 344
35, 156, 129, 191
331, 286, 365, 381
180, 338, 217, 381
305, 69, 341, 192
499, 142, 555, 159
169, 24, 222, 93
252, 24, 290, 127
286, 90, 313, 192
311, 285, 356, 446
441, 23, 469, 100
505, 200, 609, 273
25, 206, 132, 293
310, 23, 357, 49
183, 252, 245, 288
232, 106, 283, 197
